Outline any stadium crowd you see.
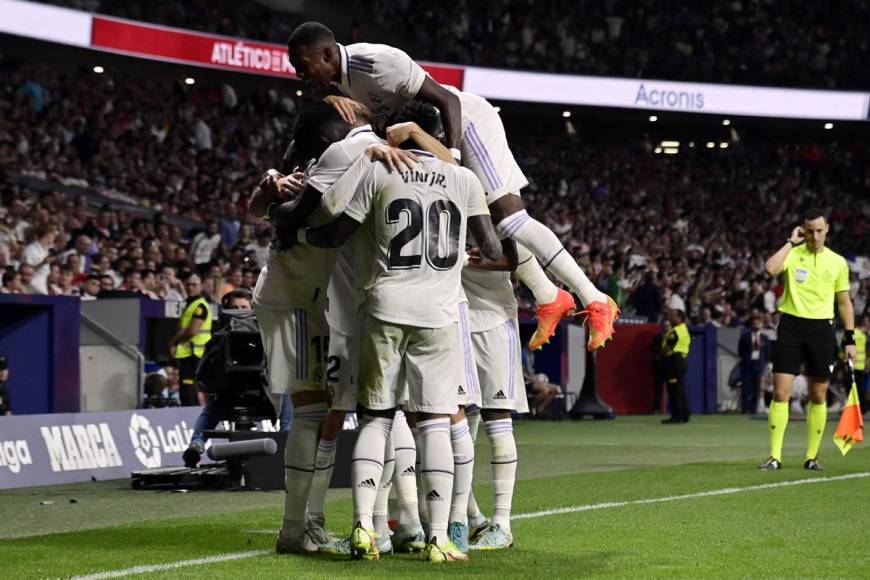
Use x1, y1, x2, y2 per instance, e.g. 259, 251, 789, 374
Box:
35, 0, 870, 89
1, 62, 868, 325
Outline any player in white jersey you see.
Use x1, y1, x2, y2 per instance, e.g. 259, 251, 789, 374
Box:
286, 22, 620, 352
250, 103, 416, 556
295, 144, 502, 563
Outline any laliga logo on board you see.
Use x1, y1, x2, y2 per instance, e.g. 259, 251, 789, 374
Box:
129, 413, 161, 469
128, 413, 195, 468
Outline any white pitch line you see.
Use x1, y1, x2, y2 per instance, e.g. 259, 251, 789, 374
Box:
511, 471, 870, 520
68, 549, 271, 580
70, 472, 870, 578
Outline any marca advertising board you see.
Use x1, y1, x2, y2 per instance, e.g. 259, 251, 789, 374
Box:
0, 407, 203, 489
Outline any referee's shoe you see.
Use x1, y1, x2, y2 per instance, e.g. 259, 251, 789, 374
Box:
758, 457, 782, 470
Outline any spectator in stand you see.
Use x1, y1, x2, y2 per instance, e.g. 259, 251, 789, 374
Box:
522, 348, 562, 418
190, 221, 222, 271
1, 270, 24, 294
80, 274, 101, 300
738, 314, 770, 414
0, 355, 11, 415
21, 224, 56, 294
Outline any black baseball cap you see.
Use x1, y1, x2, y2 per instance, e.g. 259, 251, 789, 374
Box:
0, 355, 7, 370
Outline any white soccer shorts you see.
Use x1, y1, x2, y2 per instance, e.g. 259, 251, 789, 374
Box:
254, 305, 330, 395
358, 314, 462, 415
472, 317, 525, 411
460, 96, 529, 205
457, 301, 483, 407
327, 324, 359, 412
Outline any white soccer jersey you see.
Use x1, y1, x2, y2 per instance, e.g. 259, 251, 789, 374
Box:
461, 237, 518, 333
336, 43, 428, 119
252, 125, 381, 311
342, 153, 489, 328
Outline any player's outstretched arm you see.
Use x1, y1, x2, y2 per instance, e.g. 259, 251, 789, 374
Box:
467, 238, 518, 271
416, 77, 462, 150
468, 215, 502, 262
386, 122, 455, 164
298, 214, 361, 249
250, 171, 304, 218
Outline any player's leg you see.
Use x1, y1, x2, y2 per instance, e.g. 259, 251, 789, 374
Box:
514, 244, 575, 350
447, 302, 480, 551
373, 432, 396, 553
392, 408, 426, 552
461, 108, 616, 350
256, 305, 333, 554
464, 406, 488, 540
469, 319, 521, 550
406, 324, 468, 562
761, 315, 804, 469
804, 377, 829, 469
308, 324, 357, 536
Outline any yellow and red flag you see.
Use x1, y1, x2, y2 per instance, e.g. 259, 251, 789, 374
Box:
833, 367, 864, 455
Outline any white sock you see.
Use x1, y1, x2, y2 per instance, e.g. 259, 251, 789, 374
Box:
485, 418, 518, 534
351, 415, 393, 531
308, 437, 337, 527
417, 417, 453, 544
465, 409, 484, 523
392, 410, 420, 528
411, 426, 429, 525
449, 418, 475, 525
373, 433, 395, 539
282, 402, 327, 536
514, 243, 558, 304
497, 210, 606, 306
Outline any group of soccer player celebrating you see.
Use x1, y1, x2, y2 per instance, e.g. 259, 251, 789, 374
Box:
246, 21, 620, 563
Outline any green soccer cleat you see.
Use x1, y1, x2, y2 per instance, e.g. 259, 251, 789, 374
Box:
393, 524, 426, 553
469, 523, 514, 550
350, 524, 379, 561
448, 521, 469, 553
421, 538, 469, 563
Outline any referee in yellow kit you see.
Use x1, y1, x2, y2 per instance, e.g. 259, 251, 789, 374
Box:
760, 209, 857, 471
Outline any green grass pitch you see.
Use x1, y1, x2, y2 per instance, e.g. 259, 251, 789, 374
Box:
2, 415, 869, 578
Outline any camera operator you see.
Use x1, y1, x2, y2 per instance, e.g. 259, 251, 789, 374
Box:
181, 289, 291, 467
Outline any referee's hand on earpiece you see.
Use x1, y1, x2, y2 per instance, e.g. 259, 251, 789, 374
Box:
789, 226, 805, 245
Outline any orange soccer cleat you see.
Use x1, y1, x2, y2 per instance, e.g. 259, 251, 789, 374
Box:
581, 296, 620, 351
528, 288, 576, 351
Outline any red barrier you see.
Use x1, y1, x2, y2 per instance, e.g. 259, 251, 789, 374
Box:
91, 16, 464, 87
596, 324, 661, 415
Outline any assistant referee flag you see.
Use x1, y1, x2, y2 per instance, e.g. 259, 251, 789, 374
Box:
833, 364, 864, 455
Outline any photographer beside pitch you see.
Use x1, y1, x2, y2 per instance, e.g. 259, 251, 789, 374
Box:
760, 209, 856, 471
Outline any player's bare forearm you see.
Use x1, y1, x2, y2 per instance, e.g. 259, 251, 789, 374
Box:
408, 126, 454, 164
270, 186, 321, 235
467, 239, 517, 271
303, 214, 361, 249
836, 291, 855, 330
417, 77, 462, 149
468, 215, 502, 262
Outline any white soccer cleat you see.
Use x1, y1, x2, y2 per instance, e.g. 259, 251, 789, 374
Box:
469, 523, 514, 550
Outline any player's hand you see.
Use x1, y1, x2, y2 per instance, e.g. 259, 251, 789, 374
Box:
789, 226, 805, 245
844, 344, 857, 363
276, 172, 304, 201
366, 144, 417, 173
386, 122, 419, 147
324, 95, 360, 124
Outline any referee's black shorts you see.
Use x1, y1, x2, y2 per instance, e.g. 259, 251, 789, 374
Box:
772, 313, 838, 379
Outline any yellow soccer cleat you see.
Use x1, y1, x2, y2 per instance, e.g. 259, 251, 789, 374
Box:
421, 538, 469, 563
350, 524, 380, 561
